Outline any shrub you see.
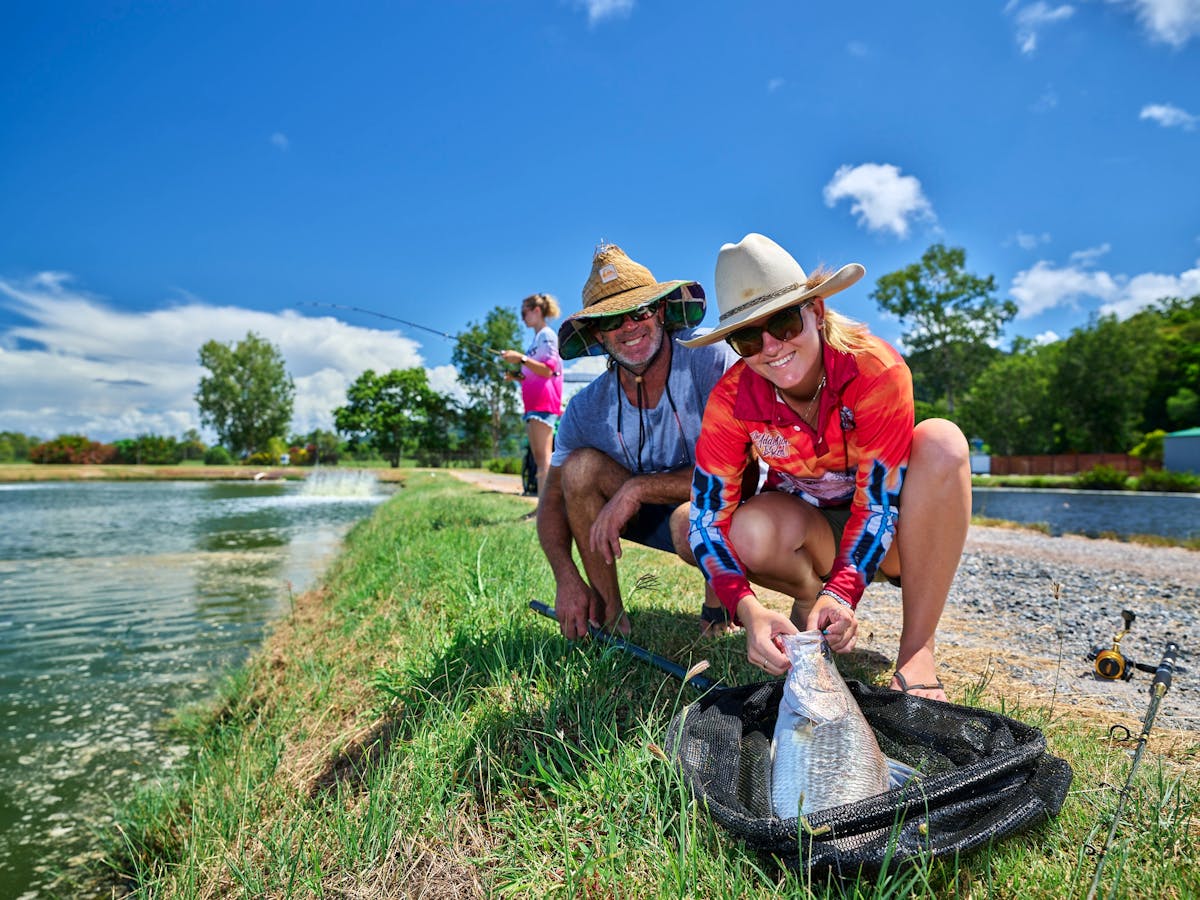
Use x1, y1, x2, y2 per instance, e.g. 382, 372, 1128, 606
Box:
485, 457, 522, 475
1073, 464, 1130, 491
1129, 429, 1166, 467
246, 451, 275, 466
30, 434, 118, 464
1136, 467, 1200, 493
203, 446, 233, 465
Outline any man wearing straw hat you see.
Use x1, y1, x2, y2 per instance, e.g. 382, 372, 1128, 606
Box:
537, 243, 738, 640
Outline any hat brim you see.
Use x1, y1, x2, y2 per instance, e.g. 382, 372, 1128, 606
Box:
559, 281, 706, 360
677, 263, 864, 349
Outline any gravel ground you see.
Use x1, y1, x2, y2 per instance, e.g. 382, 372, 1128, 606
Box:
858, 525, 1198, 733
445, 470, 1199, 734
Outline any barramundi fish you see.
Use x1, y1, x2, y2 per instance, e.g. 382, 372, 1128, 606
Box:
770, 631, 910, 819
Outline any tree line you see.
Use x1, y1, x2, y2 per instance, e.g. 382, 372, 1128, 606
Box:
878, 244, 1199, 457
8, 245, 1196, 469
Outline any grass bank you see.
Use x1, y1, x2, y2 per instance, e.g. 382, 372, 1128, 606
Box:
96, 474, 1198, 897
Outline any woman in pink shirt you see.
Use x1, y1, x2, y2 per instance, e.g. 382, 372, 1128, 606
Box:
501, 293, 565, 498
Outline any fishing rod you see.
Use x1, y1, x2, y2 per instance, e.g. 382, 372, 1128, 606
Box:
528, 599, 716, 692
1085, 640, 1180, 900
299, 301, 505, 364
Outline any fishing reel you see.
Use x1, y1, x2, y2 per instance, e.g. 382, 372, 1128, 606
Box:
1086, 610, 1160, 681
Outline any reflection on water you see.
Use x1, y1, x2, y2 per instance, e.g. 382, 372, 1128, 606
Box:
0, 476, 389, 896
973, 486, 1199, 540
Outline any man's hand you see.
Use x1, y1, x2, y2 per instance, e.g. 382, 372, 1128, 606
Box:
554, 577, 599, 641
806, 595, 858, 653
738, 595, 799, 676
588, 480, 642, 564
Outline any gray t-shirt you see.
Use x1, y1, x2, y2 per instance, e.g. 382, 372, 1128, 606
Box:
552, 328, 737, 473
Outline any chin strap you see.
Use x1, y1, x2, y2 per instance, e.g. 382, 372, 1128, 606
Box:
611, 337, 690, 474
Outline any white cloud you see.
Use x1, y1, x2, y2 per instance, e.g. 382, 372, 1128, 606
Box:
1033, 330, 1060, 345
1011, 230, 1052, 250
1140, 102, 1199, 130
1111, 0, 1200, 47
0, 273, 449, 443
1006, 1, 1075, 54
1009, 251, 1200, 319
270, 132, 290, 151
823, 163, 935, 239
767, 77, 785, 93
1069, 243, 1112, 266
576, 0, 634, 25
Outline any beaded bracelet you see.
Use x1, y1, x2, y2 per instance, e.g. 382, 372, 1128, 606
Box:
817, 588, 853, 611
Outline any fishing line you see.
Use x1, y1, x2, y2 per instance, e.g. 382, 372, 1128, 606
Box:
1084, 640, 1180, 900
299, 301, 504, 365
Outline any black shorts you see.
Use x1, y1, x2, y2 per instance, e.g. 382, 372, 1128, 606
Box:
817, 504, 901, 587
623, 503, 677, 554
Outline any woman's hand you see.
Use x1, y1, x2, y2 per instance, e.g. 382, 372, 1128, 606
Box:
499, 349, 525, 365
738, 595, 799, 676
806, 595, 858, 653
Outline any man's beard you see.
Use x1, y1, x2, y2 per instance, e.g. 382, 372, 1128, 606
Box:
604, 327, 665, 374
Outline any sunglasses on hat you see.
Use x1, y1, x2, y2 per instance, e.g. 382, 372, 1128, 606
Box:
591, 300, 660, 333
725, 300, 816, 358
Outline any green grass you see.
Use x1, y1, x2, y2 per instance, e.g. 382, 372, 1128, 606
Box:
93, 473, 1200, 898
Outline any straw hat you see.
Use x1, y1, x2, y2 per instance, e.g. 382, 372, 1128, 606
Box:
679, 233, 864, 348
558, 243, 706, 360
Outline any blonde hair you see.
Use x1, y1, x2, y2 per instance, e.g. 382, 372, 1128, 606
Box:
806, 266, 870, 354
522, 292, 560, 319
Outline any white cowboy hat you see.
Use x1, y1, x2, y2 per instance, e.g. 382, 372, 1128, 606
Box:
558, 243, 706, 360
678, 233, 864, 348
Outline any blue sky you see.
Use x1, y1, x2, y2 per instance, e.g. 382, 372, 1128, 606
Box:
2, 1, 1198, 442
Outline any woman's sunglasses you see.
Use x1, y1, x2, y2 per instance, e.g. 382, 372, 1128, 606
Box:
591, 300, 660, 333
725, 300, 815, 358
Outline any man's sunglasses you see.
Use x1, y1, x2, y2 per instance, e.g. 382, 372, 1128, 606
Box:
725, 300, 815, 358
591, 300, 660, 333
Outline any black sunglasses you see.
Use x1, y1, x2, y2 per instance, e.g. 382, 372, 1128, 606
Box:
591, 300, 660, 333
725, 301, 815, 358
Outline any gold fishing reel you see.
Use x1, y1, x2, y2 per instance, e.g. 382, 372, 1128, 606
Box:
1088, 610, 1136, 680
1087, 610, 1164, 681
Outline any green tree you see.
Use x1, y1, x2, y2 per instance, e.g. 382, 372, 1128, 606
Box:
113, 434, 185, 465
1141, 295, 1200, 431
195, 332, 295, 456
1054, 313, 1161, 452
871, 244, 1017, 413
452, 307, 522, 456
333, 368, 444, 467
0, 431, 37, 462
179, 428, 207, 461
959, 340, 1061, 455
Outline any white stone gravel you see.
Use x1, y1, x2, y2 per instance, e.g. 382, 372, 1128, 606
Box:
864, 525, 1199, 732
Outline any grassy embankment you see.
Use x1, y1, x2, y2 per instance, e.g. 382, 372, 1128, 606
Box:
0, 461, 407, 482
95, 473, 1199, 898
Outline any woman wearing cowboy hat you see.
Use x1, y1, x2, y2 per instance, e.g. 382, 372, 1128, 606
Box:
684, 233, 971, 701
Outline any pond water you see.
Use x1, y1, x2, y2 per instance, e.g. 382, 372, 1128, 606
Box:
972, 486, 1199, 540
0, 473, 390, 897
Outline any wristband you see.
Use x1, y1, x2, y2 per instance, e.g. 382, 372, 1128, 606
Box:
817, 588, 853, 611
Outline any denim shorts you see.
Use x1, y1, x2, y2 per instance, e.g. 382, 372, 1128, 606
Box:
523, 411, 560, 429
622, 503, 677, 554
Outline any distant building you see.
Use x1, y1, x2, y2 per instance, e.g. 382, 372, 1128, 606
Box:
1163, 427, 1200, 474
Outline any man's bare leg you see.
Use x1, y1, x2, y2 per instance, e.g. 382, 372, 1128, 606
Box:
559, 448, 634, 635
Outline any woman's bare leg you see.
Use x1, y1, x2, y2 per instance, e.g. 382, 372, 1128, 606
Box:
527, 418, 555, 498
885, 418, 970, 701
